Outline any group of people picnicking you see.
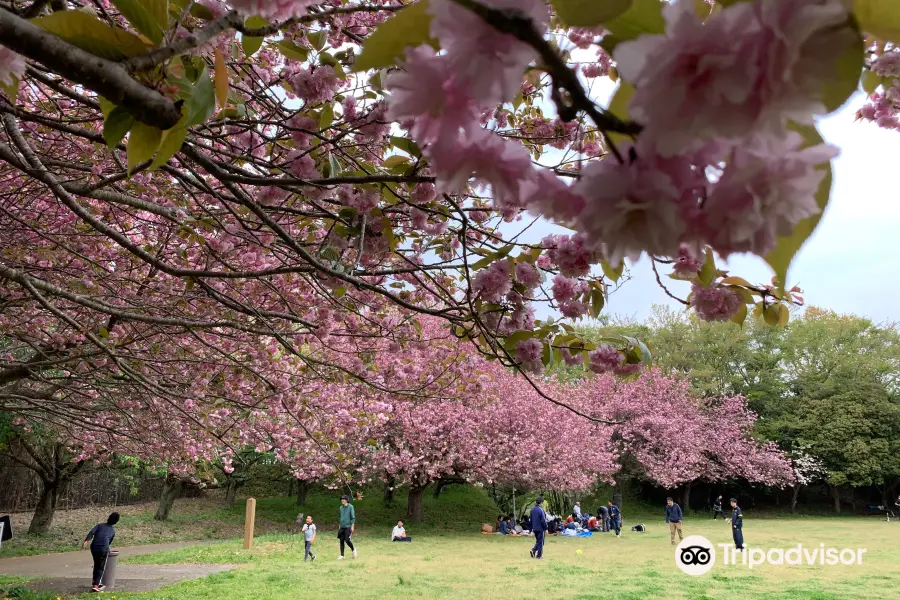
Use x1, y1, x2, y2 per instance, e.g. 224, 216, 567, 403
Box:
76, 492, 751, 590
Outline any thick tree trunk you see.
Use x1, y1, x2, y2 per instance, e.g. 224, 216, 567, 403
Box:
831, 485, 841, 514
225, 479, 238, 508
295, 479, 311, 506
154, 476, 182, 521
287, 478, 295, 498
791, 484, 802, 514
28, 478, 60, 534
613, 489, 623, 509
407, 484, 426, 523
683, 481, 692, 511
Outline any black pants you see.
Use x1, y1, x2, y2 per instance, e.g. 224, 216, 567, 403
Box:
611, 517, 621, 535
531, 530, 545, 558
392, 536, 412, 542
713, 509, 726, 520
338, 527, 355, 556
91, 550, 108, 586
304, 540, 316, 560
733, 526, 744, 549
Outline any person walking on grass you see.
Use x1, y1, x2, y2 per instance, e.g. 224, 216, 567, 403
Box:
665, 497, 684, 546
730, 498, 745, 551
713, 495, 727, 520
302, 515, 317, 562
82, 512, 119, 592
529, 496, 548, 559
337, 495, 357, 560
607, 500, 622, 538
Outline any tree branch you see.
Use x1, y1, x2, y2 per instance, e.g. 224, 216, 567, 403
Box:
0, 8, 182, 128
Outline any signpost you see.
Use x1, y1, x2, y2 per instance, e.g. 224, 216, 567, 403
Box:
243, 497, 257, 549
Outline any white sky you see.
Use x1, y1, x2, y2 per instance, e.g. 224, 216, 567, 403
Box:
519, 86, 900, 325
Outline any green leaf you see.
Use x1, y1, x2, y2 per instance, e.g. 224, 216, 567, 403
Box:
127, 121, 162, 174
602, 0, 665, 42
0, 76, 19, 102
503, 330, 535, 353
354, 0, 438, 71
390, 136, 422, 158
103, 106, 134, 149
720, 276, 753, 287
110, 0, 166, 45
552, 0, 632, 27
242, 16, 267, 57
276, 39, 310, 62
32, 10, 151, 60
382, 155, 409, 169
730, 302, 748, 326
150, 117, 188, 170
819, 18, 864, 112
186, 66, 215, 126
765, 124, 832, 287
861, 69, 881, 95
854, 0, 900, 43
319, 103, 334, 128
97, 96, 115, 119
601, 260, 623, 283
189, 3, 215, 20
763, 304, 783, 327
589, 285, 605, 319
307, 31, 327, 51
605, 81, 634, 145
328, 153, 342, 177
697, 248, 717, 286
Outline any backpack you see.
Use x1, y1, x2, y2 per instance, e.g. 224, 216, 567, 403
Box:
631, 524, 646, 533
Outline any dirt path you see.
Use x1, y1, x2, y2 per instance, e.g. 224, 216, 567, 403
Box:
0, 541, 235, 594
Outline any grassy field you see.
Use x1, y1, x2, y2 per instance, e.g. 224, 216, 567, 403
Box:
4, 488, 900, 599
111, 514, 900, 600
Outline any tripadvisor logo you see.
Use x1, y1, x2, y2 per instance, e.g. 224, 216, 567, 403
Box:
675, 535, 867, 576
676, 536, 716, 576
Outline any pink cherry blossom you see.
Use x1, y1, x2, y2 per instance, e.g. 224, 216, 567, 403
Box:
229, 0, 316, 20
428, 0, 547, 104
290, 66, 340, 105
515, 337, 544, 373
385, 46, 480, 144
690, 283, 742, 322
588, 344, 624, 374
471, 259, 512, 303
572, 146, 692, 265
701, 131, 838, 257
0, 46, 25, 88
551, 274, 577, 303
514, 261, 542, 290
672, 245, 702, 276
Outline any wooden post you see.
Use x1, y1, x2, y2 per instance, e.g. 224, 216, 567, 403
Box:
243, 497, 256, 549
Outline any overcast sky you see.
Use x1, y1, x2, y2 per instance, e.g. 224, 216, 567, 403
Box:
517, 89, 900, 326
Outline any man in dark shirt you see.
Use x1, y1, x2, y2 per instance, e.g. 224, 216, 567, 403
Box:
82, 512, 119, 592
529, 496, 548, 559
665, 497, 684, 545
730, 498, 744, 551
607, 500, 622, 538
599, 505, 609, 532
713, 495, 726, 520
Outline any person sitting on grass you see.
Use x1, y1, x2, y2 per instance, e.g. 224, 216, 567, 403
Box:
302, 515, 317, 562
506, 516, 517, 534
392, 520, 412, 542
82, 512, 119, 593
498, 515, 509, 534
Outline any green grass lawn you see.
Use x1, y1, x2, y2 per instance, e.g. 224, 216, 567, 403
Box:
106, 515, 900, 600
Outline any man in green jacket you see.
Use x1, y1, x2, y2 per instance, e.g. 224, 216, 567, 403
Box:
337, 495, 356, 560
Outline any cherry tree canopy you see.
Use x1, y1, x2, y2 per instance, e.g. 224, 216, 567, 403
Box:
0, 0, 885, 417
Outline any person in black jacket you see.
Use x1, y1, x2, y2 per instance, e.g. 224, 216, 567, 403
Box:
730, 498, 744, 551
607, 500, 622, 538
82, 512, 119, 592
713, 495, 726, 520
529, 496, 549, 559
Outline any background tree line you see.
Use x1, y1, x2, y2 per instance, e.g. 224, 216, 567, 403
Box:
570, 306, 900, 513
